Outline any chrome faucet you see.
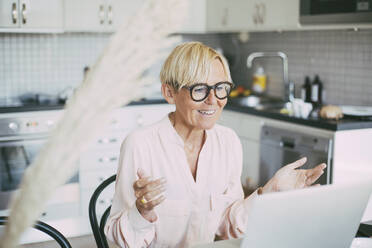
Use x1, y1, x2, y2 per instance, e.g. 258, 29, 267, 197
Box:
246, 52, 294, 102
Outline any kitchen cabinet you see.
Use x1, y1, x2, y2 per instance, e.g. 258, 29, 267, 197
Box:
207, 0, 299, 32
218, 110, 262, 191
79, 104, 174, 219
249, 0, 300, 31
207, 0, 252, 32
64, 0, 207, 33
176, 0, 207, 33
64, 0, 144, 32
0, 0, 63, 31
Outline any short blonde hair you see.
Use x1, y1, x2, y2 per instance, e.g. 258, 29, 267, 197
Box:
160, 42, 232, 91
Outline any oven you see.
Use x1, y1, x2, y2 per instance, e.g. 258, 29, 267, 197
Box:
0, 110, 79, 221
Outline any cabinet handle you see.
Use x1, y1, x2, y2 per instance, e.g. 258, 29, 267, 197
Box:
107, 5, 113, 25
99, 5, 105, 25
98, 157, 117, 163
110, 157, 118, 161
11, 2, 18, 24
137, 116, 144, 126
253, 4, 259, 25
221, 8, 228, 26
98, 138, 117, 144
21, 3, 27, 24
259, 3, 266, 24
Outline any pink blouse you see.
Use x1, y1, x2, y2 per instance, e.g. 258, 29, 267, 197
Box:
104, 115, 258, 248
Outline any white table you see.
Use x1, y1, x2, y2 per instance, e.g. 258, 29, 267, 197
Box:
192, 238, 242, 248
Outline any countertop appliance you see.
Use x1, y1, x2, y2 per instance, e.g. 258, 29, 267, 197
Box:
300, 0, 372, 25
259, 125, 333, 187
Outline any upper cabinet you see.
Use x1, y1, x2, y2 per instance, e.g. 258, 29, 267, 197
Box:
207, 0, 252, 32
64, 0, 205, 34
0, 0, 63, 30
177, 0, 207, 33
250, 0, 300, 31
207, 0, 299, 32
64, 0, 144, 32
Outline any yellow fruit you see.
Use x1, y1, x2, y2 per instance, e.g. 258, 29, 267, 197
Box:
243, 89, 251, 96
229, 90, 239, 98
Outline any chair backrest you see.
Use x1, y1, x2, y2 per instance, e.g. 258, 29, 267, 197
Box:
0, 216, 72, 248
89, 174, 116, 248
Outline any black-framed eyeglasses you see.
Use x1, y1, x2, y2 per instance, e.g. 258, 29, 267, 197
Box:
183, 82, 234, 102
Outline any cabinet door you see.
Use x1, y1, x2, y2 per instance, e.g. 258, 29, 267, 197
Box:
177, 0, 206, 33
207, 0, 254, 32
0, 0, 20, 28
106, 0, 144, 32
64, 0, 105, 32
258, 0, 299, 31
219, 110, 262, 188
240, 137, 260, 190
19, 0, 63, 29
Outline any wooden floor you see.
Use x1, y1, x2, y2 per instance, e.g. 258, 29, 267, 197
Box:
22, 235, 119, 248
23, 235, 95, 248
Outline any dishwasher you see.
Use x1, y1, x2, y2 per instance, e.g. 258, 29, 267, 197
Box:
258, 125, 333, 187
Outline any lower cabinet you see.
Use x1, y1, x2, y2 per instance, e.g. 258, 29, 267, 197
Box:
218, 110, 262, 194
79, 104, 174, 221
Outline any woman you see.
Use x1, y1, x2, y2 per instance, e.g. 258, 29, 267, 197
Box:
105, 42, 326, 248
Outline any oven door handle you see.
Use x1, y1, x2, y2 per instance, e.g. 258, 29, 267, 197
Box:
0, 134, 49, 142
1, 147, 13, 183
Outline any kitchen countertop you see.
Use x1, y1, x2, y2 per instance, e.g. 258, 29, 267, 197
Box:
225, 102, 372, 131
1, 99, 371, 131
0, 99, 169, 113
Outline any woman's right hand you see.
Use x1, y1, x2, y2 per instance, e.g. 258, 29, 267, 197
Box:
133, 169, 166, 222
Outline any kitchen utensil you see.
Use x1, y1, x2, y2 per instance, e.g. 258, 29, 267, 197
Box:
19, 93, 59, 105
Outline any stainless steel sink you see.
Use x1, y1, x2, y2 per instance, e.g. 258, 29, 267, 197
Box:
230, 95, 291, 113
255, 101, 292, 111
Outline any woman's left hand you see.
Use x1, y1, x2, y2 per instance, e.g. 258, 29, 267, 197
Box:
261, 157, 326, 194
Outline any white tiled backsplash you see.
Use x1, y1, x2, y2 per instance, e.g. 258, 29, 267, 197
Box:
0, 30, 371, 106
219, 29, 372, 106
0, 33, 110, 101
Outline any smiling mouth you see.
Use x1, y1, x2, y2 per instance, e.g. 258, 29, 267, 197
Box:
197, 110, 216, 116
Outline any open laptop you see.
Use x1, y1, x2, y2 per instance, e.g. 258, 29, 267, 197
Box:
240, 180, 372, 248
193, 180, 372, 248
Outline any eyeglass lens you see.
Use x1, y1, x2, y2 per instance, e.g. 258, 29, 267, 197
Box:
192, 82, 232, 101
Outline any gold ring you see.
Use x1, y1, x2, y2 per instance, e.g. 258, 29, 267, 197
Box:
140, 196, 147, 204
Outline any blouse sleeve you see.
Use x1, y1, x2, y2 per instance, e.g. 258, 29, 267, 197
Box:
215, 129, 259, 239
104, 132, 157, 248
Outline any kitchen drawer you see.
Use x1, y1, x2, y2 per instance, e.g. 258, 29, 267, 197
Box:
116, 104, 174, 129
80, 169, 116, 190
80, 150, 119, 172
219, 111, 242, 130
87, 130, 127, 152
239, 117, 262, 141
39, 202, 80, 222
219, 110, 262, 140
81, 187, 115, 217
